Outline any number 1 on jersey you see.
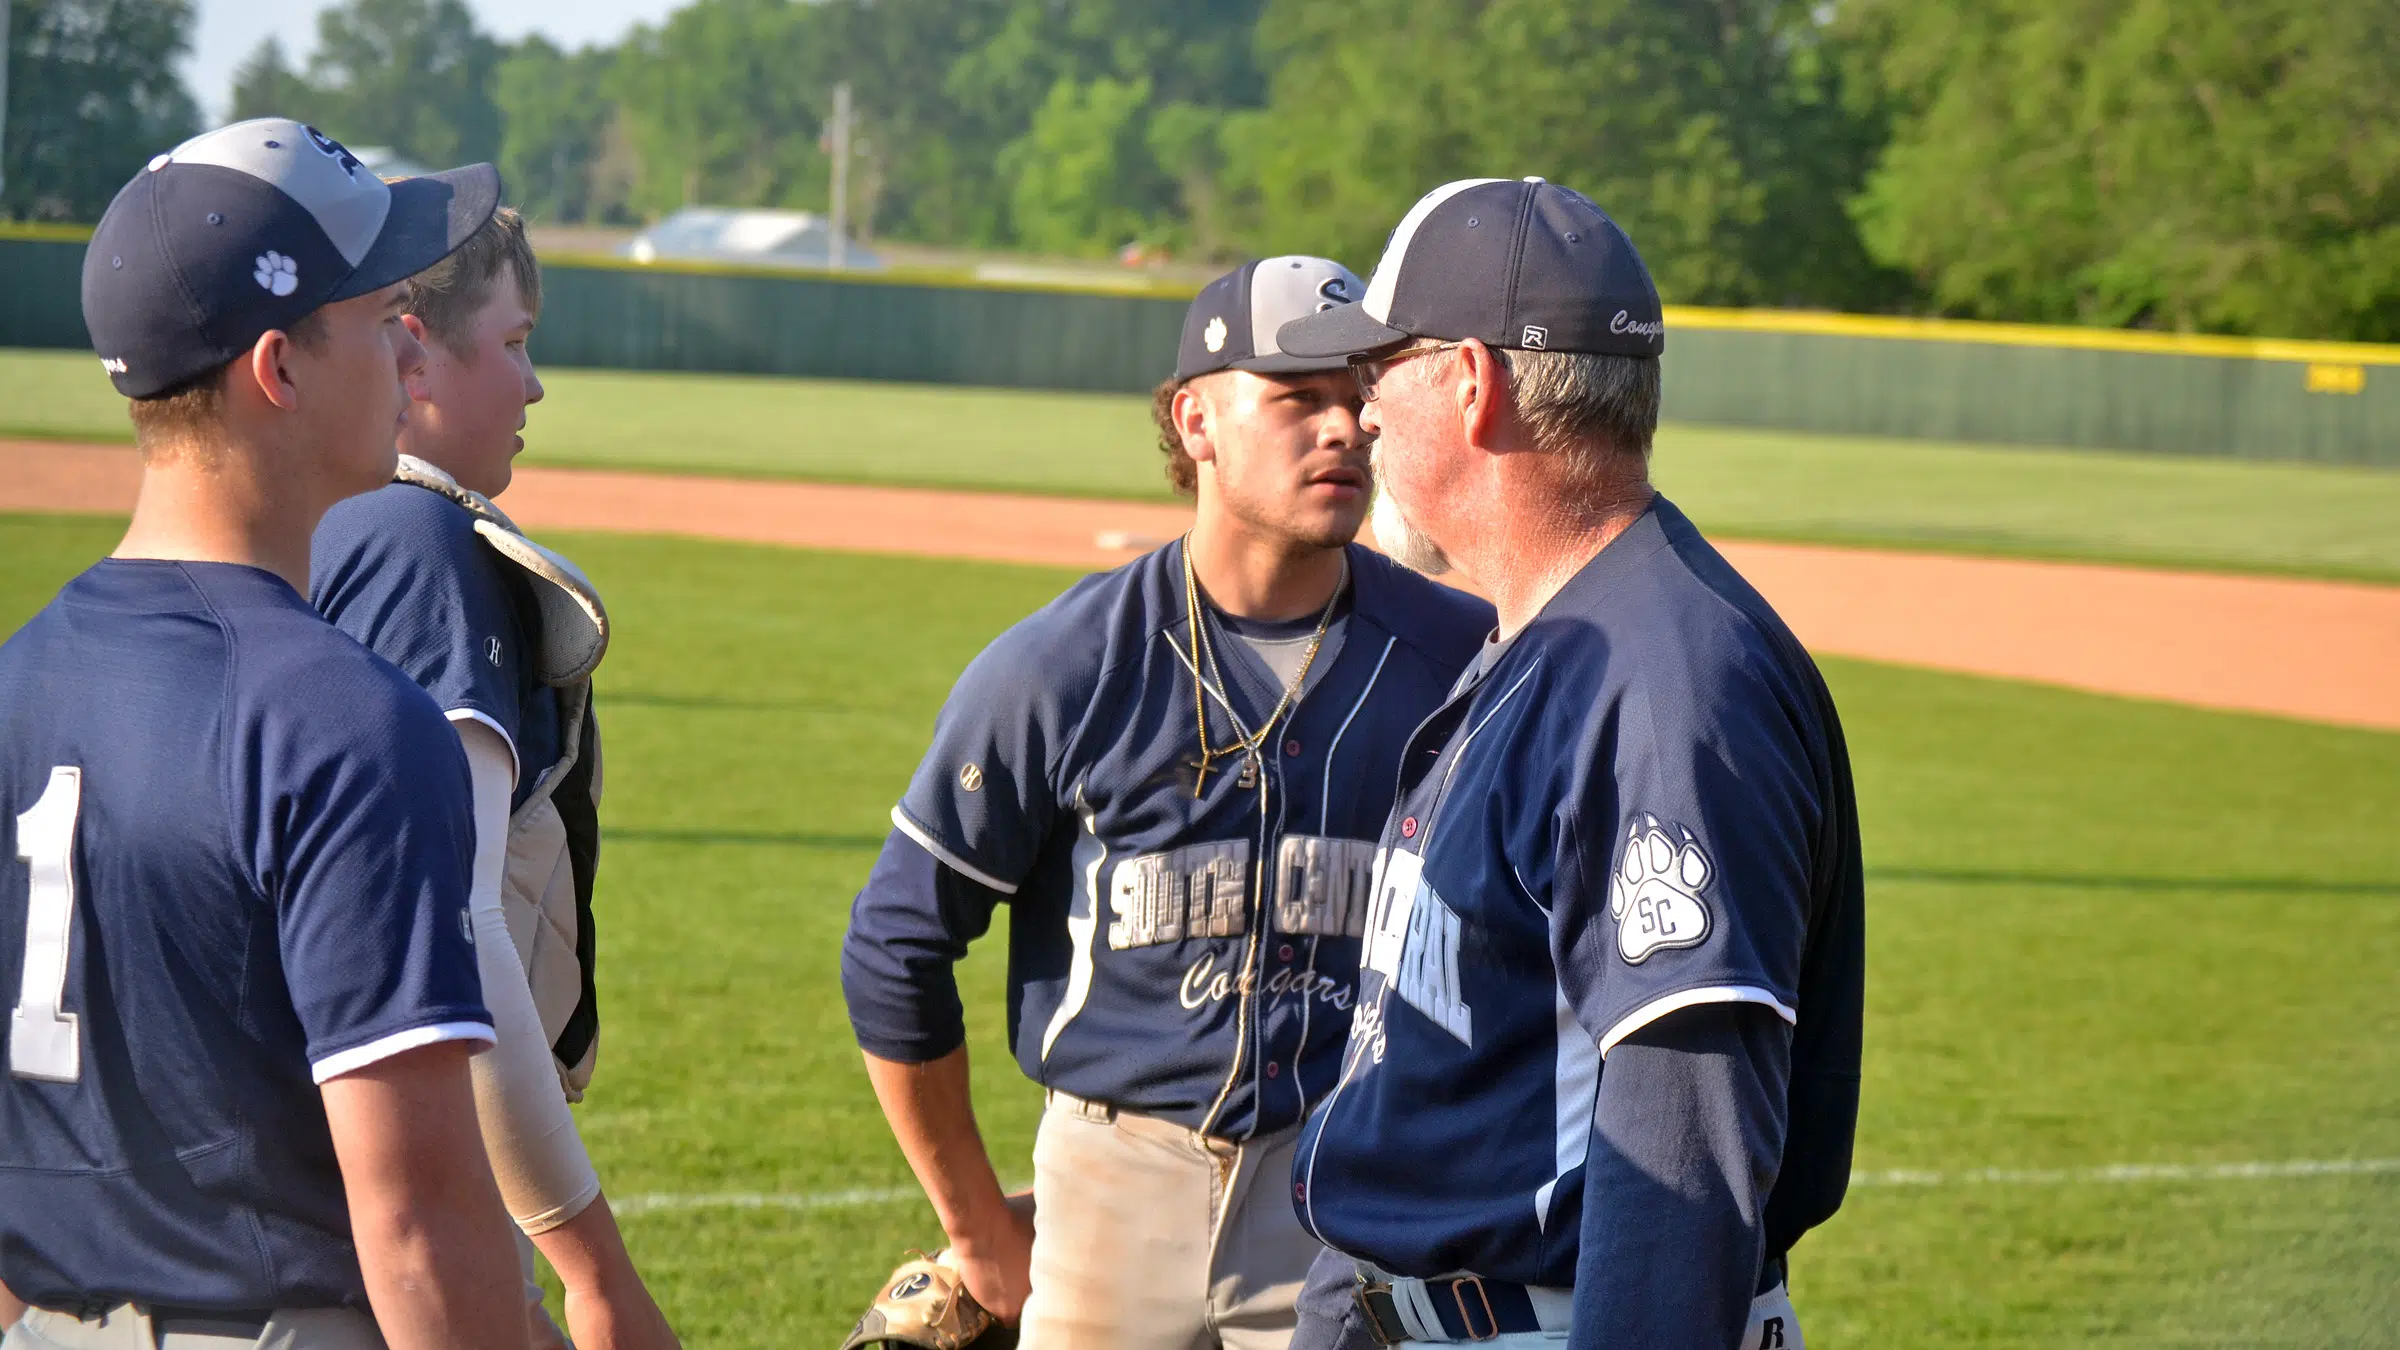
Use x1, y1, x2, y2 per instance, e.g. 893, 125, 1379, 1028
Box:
12, 766, 83, 1083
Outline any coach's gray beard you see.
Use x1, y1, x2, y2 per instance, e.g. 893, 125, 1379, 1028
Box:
1368, 447, 1452, 577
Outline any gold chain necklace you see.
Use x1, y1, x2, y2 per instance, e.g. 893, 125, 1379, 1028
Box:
1180, 538, 1348, 798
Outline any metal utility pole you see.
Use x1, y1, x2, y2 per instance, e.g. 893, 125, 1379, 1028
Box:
828, 82, 852, 271
0, 0, 14, 208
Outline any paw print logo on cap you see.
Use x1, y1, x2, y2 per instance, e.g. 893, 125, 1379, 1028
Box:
253, 251, 299, 297
1203, 315, 1228, 353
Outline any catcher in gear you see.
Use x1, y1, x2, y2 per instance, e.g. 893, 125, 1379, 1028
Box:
311, 205, 678, 1350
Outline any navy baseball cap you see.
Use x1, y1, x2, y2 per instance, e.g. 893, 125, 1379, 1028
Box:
82, 118, 501, 398
1277, 178, 1663, 361
1173, 255, 1366, 382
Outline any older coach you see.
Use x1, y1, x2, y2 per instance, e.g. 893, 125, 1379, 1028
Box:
1271, 178, 1865, 1350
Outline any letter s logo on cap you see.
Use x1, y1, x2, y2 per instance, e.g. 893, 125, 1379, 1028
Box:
1316, 275, 1354, 311
303, 125, 363, 180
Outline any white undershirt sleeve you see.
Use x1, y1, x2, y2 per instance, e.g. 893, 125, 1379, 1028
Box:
456, 719, 603, 1234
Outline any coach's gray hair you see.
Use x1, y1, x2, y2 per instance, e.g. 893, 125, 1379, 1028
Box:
1496, 348, 1662, 477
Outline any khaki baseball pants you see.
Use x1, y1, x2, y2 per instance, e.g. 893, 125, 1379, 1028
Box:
3, 1306, 383, 1350
1020, 1092, 1321, 1350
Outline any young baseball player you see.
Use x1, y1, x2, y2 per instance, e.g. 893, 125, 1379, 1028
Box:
1272, 179, 1865, 1350
0, 119, 528, 1348
841, 257, 1495, 1350
309, 210, 678, 1350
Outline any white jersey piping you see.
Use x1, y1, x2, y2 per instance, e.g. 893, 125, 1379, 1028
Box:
311, 1021, 495, 1083
1597, 985, 1797, 1057
889, 806, 1019, 895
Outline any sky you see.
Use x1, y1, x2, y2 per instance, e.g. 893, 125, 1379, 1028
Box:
184, 0, 687, 123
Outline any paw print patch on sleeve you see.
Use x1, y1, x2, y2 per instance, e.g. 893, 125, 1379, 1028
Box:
1609, 813, 1713, 964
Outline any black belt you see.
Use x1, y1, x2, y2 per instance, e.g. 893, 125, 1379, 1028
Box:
1352, 1255, 1788, 1344
140, 1306, 276, 1339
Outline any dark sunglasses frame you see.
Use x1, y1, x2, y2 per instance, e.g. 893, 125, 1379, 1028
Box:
1348, 341, 1466, 402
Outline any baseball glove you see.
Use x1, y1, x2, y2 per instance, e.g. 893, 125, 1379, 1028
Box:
839, 1249, 1019, 1350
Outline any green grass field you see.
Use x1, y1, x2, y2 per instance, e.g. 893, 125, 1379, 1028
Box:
1, 513, 2393, 1347
8, 347, 2399, 583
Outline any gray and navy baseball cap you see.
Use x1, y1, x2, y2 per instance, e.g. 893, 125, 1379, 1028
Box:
1277, 178, 1663, 361
82, 118, 501, 398
1173, 255, 1366, 382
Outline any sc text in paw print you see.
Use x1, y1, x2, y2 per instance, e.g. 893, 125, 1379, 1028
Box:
1609, 813, 1713, 964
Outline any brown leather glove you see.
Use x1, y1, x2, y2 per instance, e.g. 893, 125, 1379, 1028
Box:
840, 1250, 1019, 1350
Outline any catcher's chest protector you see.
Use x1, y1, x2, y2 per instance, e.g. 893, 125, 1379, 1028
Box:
507, 687, 603, 1097
395, 458, 609, 1097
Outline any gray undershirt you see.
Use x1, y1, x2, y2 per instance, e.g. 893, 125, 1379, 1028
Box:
1214, 609, 1349, 699
1237, 622, 1348, 694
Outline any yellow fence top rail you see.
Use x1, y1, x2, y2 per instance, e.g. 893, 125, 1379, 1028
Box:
1664, 304, 2400, 367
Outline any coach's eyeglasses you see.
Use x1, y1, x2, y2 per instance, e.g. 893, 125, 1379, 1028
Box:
1349, 341, 1465, 402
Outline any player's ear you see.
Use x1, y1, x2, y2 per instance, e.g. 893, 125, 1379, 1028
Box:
1173, 381, 1218, 465
1457, 339, 1508, 451
398, 314, 437, 404
243, 328, 304, 414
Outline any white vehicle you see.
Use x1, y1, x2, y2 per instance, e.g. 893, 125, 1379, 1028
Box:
622, 207, 881, 271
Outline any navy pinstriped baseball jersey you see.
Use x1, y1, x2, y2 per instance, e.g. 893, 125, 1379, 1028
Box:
0, 561, 490, 1312
1294, 496, 1864, 1285
844, 541, 1492, 1140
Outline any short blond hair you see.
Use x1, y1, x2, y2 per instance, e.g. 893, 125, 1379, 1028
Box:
404, 205, 540, 356
125, 310, 327, 462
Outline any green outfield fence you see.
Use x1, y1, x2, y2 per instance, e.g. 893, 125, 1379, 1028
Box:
5, 229, 2394, 464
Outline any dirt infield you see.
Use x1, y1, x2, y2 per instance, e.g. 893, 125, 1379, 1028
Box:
6, 439, 2396, 733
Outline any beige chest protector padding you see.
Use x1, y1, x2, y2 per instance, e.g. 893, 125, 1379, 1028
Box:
505, 685, 602, 1099
392, 456, 610, 685
395, 456, 607, 1098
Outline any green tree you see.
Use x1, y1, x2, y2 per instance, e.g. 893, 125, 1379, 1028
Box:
1148, 101, 1232, 254
958, 0, 1265, 253
1220, 0, 1896, 306
495, 36, 619, 222
1216, 0, 1478, 274
814, 0, 1014, 243
606, 0, 829, 217
303, 0, 504, 167
999, 75, 1159, 255
2, 0, 201, 221
229, 37, 321, 126
1846, 0, 2400, 339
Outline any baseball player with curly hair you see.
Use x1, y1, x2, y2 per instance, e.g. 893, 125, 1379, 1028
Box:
841, 257, 1494, 1350
1271, 179, 1865, 1350
0, 119, 526, 1348
309, 209, 678, 1350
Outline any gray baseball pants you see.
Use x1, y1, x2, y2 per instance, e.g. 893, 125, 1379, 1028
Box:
1020, 1091, 1321, 1350
2, 1307, 383, 1350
